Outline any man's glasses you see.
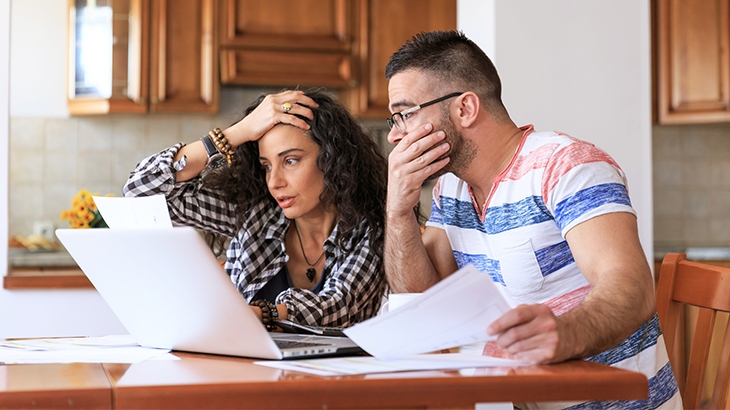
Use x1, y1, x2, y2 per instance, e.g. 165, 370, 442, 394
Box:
386, 92, 464, 133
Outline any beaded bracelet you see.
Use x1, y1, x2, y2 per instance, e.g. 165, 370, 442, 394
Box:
250, 299, 278, 332
209, 127, 237, 165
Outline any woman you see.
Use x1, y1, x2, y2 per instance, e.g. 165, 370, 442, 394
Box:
123, 89, 387, 330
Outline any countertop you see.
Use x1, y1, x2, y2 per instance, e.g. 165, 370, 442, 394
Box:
654, 247, 730, 262
8, 249, 78, 268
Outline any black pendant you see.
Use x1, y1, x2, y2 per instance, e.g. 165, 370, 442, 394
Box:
306, 267, 316, 282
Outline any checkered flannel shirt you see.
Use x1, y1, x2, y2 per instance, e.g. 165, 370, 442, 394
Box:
123, 143, 385, 327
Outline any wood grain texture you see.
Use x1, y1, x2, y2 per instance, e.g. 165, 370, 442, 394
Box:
657, 253, 730, 409
107, 353, 647, 409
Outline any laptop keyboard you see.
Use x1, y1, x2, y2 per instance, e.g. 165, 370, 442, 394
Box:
274, 339, 329, 349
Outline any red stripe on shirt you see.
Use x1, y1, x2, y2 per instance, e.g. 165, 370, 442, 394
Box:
541, 142, 621, 203
500, 143, 562, 182
545, 285, 591, 316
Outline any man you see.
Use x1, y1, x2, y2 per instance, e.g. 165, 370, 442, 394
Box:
384, 30, 680, 409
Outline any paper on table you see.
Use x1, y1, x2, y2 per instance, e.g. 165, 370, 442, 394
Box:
255, 353, 528, 377
93, 195, 173, 228
343, 264, 514, 360
0, 335, 177, 364
0, 334, 139, 350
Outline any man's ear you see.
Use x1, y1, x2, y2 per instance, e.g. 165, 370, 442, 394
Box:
454, 92, 479, 128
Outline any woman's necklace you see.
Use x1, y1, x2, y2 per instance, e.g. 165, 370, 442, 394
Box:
293, 220, 326, 282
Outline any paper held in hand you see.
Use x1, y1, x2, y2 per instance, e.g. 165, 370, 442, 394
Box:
343, 264, 515, 360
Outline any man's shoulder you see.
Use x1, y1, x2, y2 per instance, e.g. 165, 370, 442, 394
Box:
523, 130, 616, 167
523, 129, 594, 151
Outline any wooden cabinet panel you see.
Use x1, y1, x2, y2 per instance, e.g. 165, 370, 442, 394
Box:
68, 0, 218, 115
149, 0, 218, 113
218, 0, 353, 87
220, 0, 351, 51
218, 0, 456, 118
655, 0, 730, 124
4, 267, 92, 289
220, 49, 351, 87
344, 0, 457, 118
68, 0, 149, 115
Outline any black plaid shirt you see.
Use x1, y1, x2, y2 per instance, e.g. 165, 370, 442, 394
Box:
123, 143, 385, 327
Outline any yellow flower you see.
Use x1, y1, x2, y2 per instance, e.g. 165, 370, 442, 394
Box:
60, 189, 114, 229
70, 219, 85, 228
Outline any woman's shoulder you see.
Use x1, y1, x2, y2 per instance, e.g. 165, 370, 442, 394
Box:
330, 217, 373, 251
240, 201, 288, 238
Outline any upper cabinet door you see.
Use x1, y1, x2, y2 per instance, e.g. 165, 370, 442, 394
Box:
344, 0, 457, 119
68, 0, 149, 115
68, 0, 219, 115
149, 0, 219, 114
655, 0, 730, 124
218, 0, 354, 87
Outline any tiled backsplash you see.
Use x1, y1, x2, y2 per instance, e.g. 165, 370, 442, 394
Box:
653, 122, 730, 249
8, 87, 393, 237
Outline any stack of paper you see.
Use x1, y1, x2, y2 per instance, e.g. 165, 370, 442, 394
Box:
0, 335, 177, 364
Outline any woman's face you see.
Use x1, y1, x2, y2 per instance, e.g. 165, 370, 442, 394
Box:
258, 125, 326, 220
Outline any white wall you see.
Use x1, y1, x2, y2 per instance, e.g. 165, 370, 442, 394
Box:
459, 0, 653, 265
9, 0, 68, 117
1, 0, 125, 338
2, 0, 11, 304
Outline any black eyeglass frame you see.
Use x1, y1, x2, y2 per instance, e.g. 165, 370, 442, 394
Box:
386, 92, 465, 132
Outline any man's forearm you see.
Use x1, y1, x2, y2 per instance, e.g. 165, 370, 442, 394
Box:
384, 213, 440, 293
557, 275, 655, 361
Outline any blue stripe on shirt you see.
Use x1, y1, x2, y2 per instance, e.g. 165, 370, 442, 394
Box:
535, 241, 574, 276
554, 182, 631, 231
486, 195, 553, 234
432, 196, 553, 234
586, 314, 662, 366
564, 361, 679, 410
453, 251, 504, 285
453, 241, 574, 285
430, 198, 444, 225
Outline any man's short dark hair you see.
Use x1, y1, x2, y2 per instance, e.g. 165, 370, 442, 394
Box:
385, 30, 507, 119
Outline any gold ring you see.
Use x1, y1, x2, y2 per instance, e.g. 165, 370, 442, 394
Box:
282, 102, 292, 113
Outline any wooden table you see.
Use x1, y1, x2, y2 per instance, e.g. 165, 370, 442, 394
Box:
1, 352, 648, 409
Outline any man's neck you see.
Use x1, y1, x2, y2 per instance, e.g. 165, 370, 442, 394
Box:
459, 123, 524, 207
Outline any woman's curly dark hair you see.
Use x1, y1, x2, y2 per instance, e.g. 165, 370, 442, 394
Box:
203, 89, 387, 255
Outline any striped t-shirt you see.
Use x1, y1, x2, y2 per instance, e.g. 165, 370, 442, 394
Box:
426, 125, 681, 409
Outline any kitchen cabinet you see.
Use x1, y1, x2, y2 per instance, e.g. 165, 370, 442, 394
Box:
217, 0, 456, 119
654, 0, 730, 124
218, 0, 355, 88
68, 0, 218, 115
343, 0, 457, 118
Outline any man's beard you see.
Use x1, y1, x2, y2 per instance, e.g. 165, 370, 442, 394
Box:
426, 113, 476, 181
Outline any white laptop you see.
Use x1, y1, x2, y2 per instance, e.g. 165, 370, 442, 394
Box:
55, 227, 363, 360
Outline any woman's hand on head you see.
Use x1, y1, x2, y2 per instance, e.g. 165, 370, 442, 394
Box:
225, 90, 319, 147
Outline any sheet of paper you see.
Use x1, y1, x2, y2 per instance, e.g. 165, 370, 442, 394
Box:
0, 335, 177, 364
93, 195, 173, 228
255, 353, 527, 377
343, 264, 514, 360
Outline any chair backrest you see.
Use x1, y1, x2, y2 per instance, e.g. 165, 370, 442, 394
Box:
657, 253, 730, 409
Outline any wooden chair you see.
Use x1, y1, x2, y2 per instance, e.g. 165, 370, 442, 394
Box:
657, 253, 730, 409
